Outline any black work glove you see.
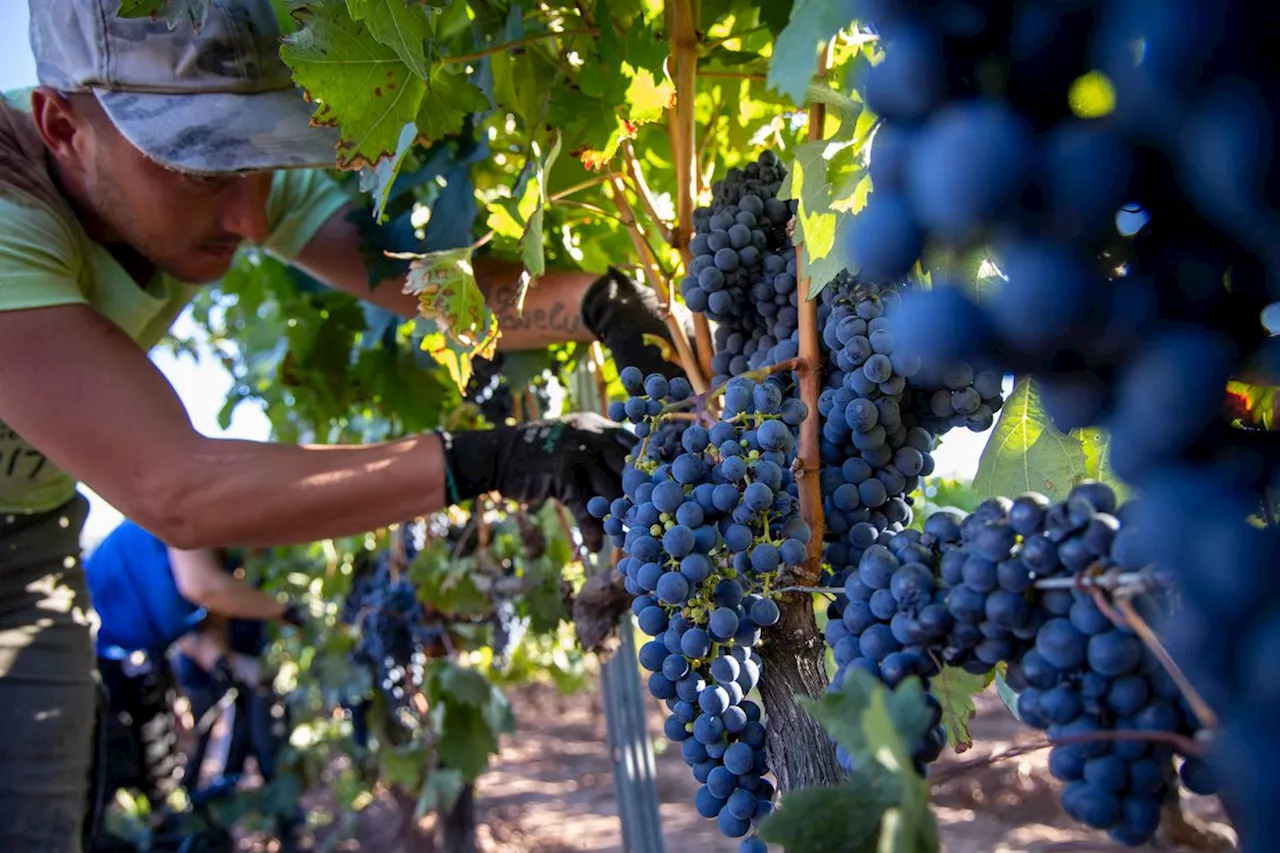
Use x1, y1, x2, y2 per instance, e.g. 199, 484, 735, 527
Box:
440, 413, 636, 551
581, 268, 696, 381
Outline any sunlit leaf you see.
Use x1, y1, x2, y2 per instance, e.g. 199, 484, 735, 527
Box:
282, 5, 488, 170
973, 377, 1089, 502
768, 0, 858, 105
346, 0, 432, 79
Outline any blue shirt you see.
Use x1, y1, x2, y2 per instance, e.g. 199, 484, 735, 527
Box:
85, 521, 265, 660
86, 521, 206, 658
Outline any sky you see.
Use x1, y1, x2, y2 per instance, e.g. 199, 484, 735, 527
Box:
0, 5, 991, 552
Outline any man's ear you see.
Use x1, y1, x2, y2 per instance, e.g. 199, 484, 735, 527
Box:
29, 87, 97, 168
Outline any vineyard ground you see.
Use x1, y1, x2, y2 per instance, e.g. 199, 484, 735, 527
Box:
240, 682, 1229, 853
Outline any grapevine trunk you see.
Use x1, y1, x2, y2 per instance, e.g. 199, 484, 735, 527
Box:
756, 593, 843, 792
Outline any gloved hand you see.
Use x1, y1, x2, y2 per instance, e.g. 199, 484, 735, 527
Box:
440, 413, 636, 551
581, 268, 697, 381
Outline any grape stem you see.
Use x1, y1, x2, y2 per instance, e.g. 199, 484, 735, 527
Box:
932, 728, 1204, 784
775, 585, 838, 598
554, 502, 590, 566
1031, 571, 1154, 591
781, 572, 1158, 598
789, 46, 830, 589
1113, 592, 1221, 730
656, 357, 804, 415
442, 27, 598, 65
663, 0, 716, 379
621, 140, 671, 238
604, 167, 708, 392
793, 240, 824, 586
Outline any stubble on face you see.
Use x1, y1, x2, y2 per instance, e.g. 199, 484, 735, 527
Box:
67, 95, 264, 284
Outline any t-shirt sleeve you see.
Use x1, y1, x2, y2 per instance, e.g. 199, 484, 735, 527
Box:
258, 168, 353, 262
0, 197, 87, 312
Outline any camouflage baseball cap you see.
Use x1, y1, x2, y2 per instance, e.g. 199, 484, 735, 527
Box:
28, 0, 339, 174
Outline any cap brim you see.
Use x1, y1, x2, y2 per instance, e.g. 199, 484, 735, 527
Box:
95, 86, 340, 174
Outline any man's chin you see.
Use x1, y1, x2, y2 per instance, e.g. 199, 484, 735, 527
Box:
164, 248, 240, 283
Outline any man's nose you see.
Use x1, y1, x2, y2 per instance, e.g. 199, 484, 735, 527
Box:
218, 175, 271, 244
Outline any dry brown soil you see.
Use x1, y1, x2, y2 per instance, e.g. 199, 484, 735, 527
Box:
264, 682, 1232, 853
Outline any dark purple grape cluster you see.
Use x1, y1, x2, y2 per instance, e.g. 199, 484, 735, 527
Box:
679, 150, 802, 385
842, 3, 1276, 843
590, 365, 812, 850
818, 479, 1214, 845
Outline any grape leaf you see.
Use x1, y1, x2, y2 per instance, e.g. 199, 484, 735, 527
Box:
768, 0, 858, 105
433, 662, 492, 707
624, 65, 676, 125
380, 743, 426, 789
283, 4, 427, 169
346, 0, 432, 79
414, 767, 465, 818
973, 376, 1089, 502
358, 121, 418, 222
800, 670, 933, 763
116, 0, 211, 30
798, 672, 939, 853
416, 65, 492, 140
1078, 427, 1135, 504
436, 701, 500, 779
282, 4, 488, 170
782, 148, 854, 296
758, 772, 901, 853
931, 666, 989, 753
993, 665, 1023, 724
863, 686, 941, 853
412, 549, 491, 613
1225, 379, 1280, 430
400, 246, 500, 391
523, 133, 563, 279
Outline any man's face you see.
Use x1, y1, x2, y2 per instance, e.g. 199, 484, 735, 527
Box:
41, 91, 274, 283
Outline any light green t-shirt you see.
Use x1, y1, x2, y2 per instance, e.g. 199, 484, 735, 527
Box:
0, 88, 351, 514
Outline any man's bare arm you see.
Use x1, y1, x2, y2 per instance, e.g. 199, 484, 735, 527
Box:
169, 547, 286, 621
293, 204, 598, 351
0, 304, 447, 549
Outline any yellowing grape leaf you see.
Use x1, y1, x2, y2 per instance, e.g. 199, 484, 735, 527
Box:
623, 64, 675, 125
420, 331, 474, 393
1225, 379, 1280, 430
398, 247, 500, 391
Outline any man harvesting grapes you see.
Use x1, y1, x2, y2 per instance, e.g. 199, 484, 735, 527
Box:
0, 1, 687, 848
85, 522, 306, 849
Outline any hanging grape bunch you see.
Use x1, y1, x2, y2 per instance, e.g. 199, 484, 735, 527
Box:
680, 150, 803, 384
815, 479, 1215, 846
589, 362, 811, 851
341, 540, 447, 727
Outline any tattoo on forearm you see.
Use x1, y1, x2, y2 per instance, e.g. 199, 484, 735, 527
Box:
488, 282, 583, 337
